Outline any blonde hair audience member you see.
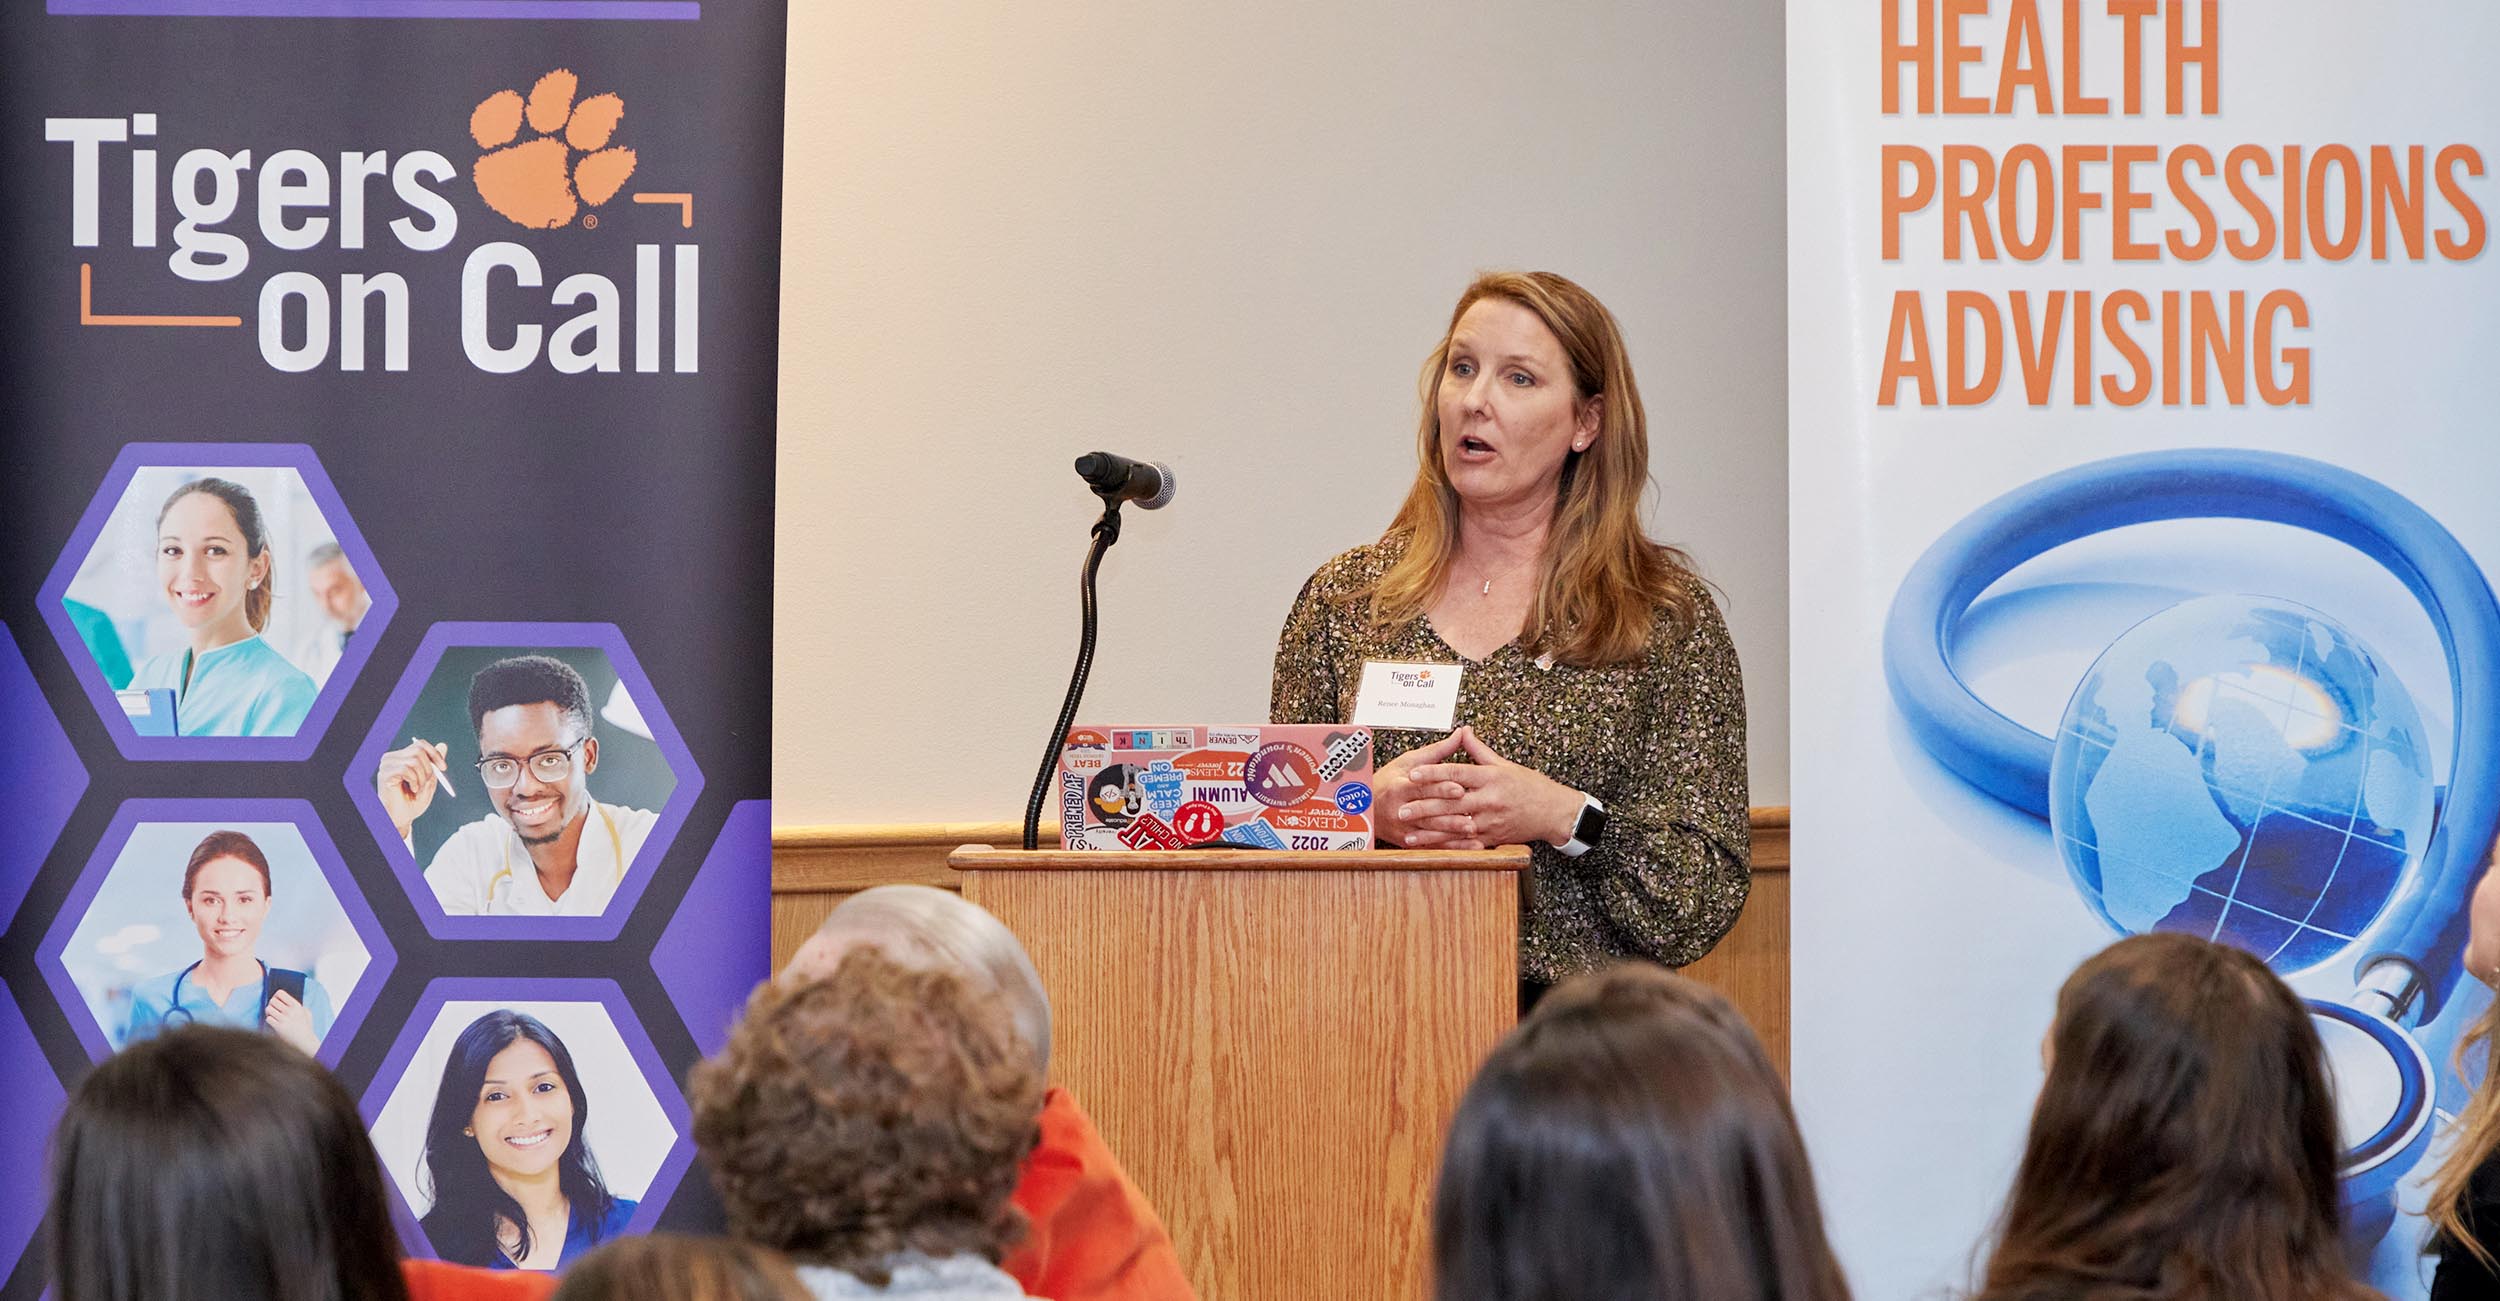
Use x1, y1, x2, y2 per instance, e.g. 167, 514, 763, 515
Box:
2423, 852, 2500, 1295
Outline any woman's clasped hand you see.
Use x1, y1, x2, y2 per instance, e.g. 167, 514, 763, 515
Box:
1376, 726, 1582, 852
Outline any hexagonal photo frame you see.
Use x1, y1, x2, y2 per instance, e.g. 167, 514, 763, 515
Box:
0, 621, 90, 934
652, 799, 770, 1057
348, 624, 702, 942
36, 799, 397, 1069
37, 443, 397, 761
360, 979, 690, 1270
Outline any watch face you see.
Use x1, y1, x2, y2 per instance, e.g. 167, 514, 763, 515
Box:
1574, 801, 1606, 846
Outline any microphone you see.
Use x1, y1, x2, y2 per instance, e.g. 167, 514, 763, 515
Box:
1074, 451, 1177, 510
1025, 453, 1170, 848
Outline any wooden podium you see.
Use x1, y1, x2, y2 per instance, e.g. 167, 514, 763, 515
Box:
949, 844, 1528, 1301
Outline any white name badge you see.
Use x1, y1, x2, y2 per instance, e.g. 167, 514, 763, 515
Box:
1352, 660, 1464, 732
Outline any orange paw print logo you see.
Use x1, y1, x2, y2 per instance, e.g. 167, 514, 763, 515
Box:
469, 69, 637, 230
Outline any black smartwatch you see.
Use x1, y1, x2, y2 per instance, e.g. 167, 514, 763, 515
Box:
1557, 794, 1607, 858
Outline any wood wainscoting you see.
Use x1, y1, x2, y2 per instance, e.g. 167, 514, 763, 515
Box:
769, 807, 1791, 1073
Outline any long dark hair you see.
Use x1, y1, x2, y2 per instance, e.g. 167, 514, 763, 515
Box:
417, 1010, 618, 1267
47, 1024, 410, 1301
1974, 932, 2373, 1301
159, 476, 274, 632
1431, 962, 1851, 1301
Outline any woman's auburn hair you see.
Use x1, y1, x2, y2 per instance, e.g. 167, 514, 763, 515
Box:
689, 949, 1044, 1285
1364, 270, 1700, 667
2429, 996, 2500, 1273
1974, 932, 2373, 1301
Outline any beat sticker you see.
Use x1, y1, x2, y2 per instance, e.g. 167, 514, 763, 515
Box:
1172, 800, 1225, 843
1245, 742, 1320, 808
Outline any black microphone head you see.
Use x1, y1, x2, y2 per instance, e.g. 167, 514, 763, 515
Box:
1074, 451, 1176, 508
1074, 452, 1122, 490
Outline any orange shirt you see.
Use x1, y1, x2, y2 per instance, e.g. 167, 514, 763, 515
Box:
1003, 1087, 1196, 1301
401, 1257, 558, 1301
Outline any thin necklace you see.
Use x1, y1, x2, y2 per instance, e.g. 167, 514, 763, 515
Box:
1464, 551, 1537, 597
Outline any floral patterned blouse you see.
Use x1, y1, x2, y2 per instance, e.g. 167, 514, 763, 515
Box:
1269, 537, 1751, 980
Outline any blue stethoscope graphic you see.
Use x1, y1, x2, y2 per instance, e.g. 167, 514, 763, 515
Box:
1884, 448, 2500, 1217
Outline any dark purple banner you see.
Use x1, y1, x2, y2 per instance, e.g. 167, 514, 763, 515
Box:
0, 3, 782, 1290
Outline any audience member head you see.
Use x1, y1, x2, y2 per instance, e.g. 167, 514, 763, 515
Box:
550, 1234, 808, 1301
47, 1024, 410, 1301
782, 883, 1051, 1074
1431, 962, 1850, 1301
2430, 979, 2500, 1274
1976, 932, 2359, 1301
692, 948, 1046, 1285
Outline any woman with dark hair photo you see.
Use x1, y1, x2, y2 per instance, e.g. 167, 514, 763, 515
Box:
125, 475, 319, 737
122, 828, 333, 1055
419, 1009, 634, 1271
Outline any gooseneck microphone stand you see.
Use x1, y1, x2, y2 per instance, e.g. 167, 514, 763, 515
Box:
1023, 488, 1126, 850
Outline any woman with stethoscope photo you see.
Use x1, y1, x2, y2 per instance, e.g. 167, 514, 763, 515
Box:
121, 829, 334, 1055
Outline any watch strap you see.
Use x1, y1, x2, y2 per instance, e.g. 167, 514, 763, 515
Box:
1557, 794, 1606, 858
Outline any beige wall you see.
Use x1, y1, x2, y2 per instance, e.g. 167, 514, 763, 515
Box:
772, 0, 1788, 825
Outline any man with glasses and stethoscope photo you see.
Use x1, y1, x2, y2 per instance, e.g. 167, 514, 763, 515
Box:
374, 655, 659, 917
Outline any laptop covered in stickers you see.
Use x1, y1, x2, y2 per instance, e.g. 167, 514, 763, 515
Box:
1058, 724, 1376, 851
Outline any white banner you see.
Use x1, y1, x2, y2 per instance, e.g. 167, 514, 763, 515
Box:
1789, 3, 2500, 1295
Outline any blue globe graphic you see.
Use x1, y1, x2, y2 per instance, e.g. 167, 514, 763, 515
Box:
2048, 594, 2436, 973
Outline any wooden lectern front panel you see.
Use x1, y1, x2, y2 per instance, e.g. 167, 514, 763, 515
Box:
964, 867, 1516, 1301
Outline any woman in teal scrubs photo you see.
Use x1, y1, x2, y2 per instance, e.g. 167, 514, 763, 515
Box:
124, 476, 318, 737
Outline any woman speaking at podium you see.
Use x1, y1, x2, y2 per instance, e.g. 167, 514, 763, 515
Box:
1271, 271, 1749, 1008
